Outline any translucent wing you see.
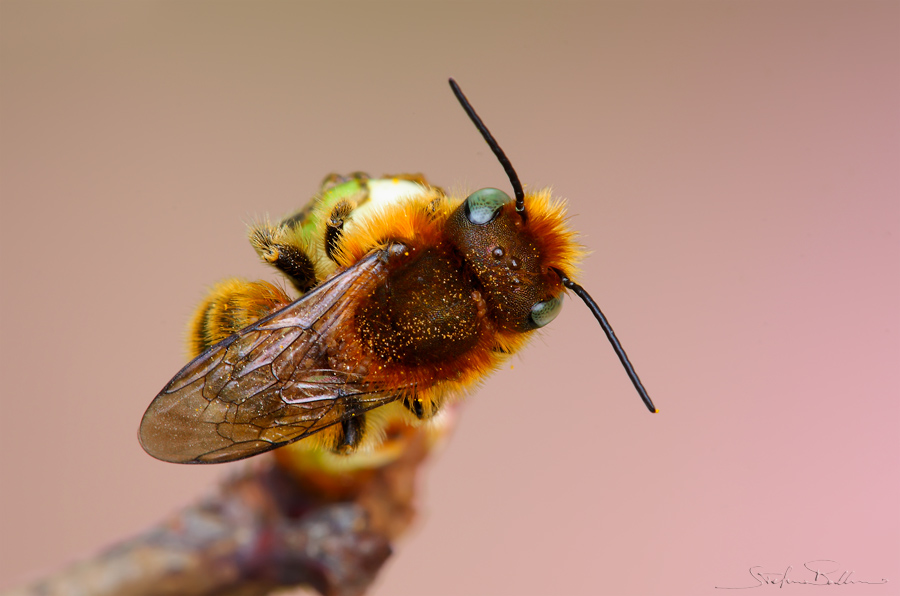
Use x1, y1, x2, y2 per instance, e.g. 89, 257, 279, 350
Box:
139, 250, 399, 464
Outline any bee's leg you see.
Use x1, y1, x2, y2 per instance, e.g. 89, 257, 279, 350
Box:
324, 199, 355, 263
284, 172, 371, 231
402, 396, 426, 419
402, 395, 440, 420
424, 195, 447, 221
277, 202, 317, 231
334, 396, 366, 455
249, 221, 318, 293
320, 171, 370, 193
189, 279, 292, 358
320, 173, 344, 192
335, 414, 365, 454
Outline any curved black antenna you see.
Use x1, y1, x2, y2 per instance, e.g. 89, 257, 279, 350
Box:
553, 269, 658, 414
449, 78, 525, 213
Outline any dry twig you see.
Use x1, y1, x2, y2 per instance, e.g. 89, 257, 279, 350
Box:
7, 428, 432, 596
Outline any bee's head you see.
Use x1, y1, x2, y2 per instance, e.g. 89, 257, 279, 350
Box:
446, 187, 574, 333
448, 78, 657, 414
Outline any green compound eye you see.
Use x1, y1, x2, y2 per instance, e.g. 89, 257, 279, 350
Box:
464, 188, 512, 225
530, 294, 564, 328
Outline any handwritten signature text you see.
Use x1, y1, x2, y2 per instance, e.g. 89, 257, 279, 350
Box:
716, 560, 888, 589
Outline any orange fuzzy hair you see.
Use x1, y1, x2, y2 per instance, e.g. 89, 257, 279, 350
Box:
328, 186, 585, 419
334, 187, 584, 276
182, 186, 586, 466
187, 279, 292, 358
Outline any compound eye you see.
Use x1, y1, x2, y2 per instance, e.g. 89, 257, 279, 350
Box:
529, 294, 564, 328
464, 188, 511, 225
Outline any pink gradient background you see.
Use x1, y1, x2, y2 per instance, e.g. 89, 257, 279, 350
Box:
1, 2, 897, 595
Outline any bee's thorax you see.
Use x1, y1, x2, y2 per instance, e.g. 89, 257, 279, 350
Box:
355, 246, 482, 365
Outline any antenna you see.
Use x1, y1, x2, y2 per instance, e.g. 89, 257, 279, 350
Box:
554, 269, 658, 414
449, 78, 525, 213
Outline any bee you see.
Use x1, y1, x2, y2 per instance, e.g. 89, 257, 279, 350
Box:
139, 79, 656, 465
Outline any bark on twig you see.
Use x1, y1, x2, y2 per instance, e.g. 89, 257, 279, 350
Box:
7, 430, 431, 596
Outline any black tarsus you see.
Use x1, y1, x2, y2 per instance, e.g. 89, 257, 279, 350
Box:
554, 269, 658, 414
338, 414, 364, 451
325, 200, 354, 263
273, 244, 318, 293
402, 395, 426, 419
448, 78, 526, 214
